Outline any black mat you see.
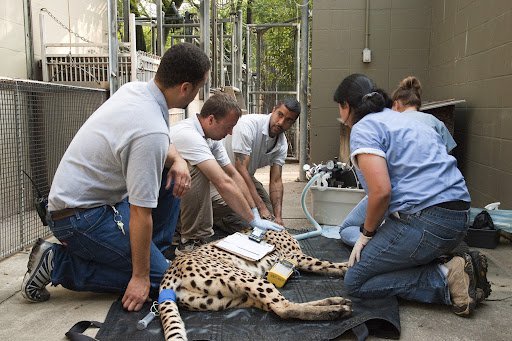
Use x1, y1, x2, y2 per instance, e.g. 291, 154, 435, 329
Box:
93, 236, 400, 340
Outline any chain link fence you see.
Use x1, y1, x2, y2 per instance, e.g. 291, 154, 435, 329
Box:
0, 78, 106, 259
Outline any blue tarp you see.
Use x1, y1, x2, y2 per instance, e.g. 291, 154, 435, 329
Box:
470, 208, 512, 233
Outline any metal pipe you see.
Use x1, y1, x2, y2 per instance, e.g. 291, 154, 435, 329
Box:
230, 16, 236, 87
39, 11, 48, 82
219, 22, 225, 87
211, 0, 218, 88
129, 13, 137, 81
365, 0, 370, 48
199, 0, 210, 100
294, 21, 300, 163
23, 0, 35, 79
107, 0, 119, 95
255, 30, 262, 114
156, 0, 163, 55
299, 0, 309, 181
123, 0, 130, 42
236, 10, 243, 90
245, 24, 250, 111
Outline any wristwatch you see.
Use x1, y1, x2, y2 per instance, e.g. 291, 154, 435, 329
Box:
359, 224, 376, 237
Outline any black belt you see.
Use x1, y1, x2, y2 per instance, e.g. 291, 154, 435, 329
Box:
393, 201, 470, 220
434, 200, 470, 211
50, 207, 92, 221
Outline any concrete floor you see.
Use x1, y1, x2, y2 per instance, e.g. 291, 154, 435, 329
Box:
0, 163, 511, 340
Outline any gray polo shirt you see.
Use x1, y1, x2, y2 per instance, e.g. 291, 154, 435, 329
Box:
48, 80, 170, 211
224, 113, 287, 176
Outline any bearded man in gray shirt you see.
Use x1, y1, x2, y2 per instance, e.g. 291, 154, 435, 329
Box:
21, 43, 210, 312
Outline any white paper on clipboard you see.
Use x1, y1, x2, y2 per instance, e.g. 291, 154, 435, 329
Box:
214, 232, 274, 261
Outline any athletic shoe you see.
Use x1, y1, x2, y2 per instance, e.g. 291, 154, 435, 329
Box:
21, 238, 54, 302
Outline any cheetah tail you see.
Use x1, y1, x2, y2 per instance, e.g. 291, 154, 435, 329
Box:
159, 300, 187, 341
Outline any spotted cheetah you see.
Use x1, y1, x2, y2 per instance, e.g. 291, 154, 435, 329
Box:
158, 229, 352, 340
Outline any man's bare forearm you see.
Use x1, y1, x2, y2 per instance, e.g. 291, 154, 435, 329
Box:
269, 165, 283, 221
269, 182, 283, 220
234, 153, 266, 210
129, 205, 153, 278
165, 144, 181, 168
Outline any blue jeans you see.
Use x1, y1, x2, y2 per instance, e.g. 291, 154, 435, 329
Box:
344, 205, 469, 305
339, 196, 368, 246
48, 170, 180, 293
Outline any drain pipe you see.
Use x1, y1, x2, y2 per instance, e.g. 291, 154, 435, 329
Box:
294, 172, 326, 240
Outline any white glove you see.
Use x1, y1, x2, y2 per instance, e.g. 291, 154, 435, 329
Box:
348, 233, 372, 267
251, 207, 261, 220
250, 217, 284, 232
249, 207, 284, 232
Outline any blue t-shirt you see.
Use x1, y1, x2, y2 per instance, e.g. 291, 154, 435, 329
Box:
350, 108, 470, 214
405, 110, 457, 153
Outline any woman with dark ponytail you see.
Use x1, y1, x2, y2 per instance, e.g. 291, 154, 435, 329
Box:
333, 73, 488, 316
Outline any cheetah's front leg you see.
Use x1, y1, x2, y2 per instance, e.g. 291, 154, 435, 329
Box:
293, 253, 348, 277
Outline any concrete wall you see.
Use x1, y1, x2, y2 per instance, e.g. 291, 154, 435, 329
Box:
0, 1, 27, 77
311, 0, 512, 208
427, 0, 512, 208
0, 0, 108, 79
310, 0, 432, 164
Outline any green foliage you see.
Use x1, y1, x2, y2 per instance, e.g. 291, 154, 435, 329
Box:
249, 0, 304, 94
117, 0, 309, 90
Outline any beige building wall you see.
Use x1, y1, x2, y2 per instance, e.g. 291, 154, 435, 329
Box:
310, 0, 432, 164
427, 1, 512, 208
0, 0, 108, 79
311, 0, 512, 208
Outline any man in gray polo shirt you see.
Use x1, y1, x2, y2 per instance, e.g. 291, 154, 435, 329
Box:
21, 43, 210, 312
170, 93, 284, 254
213, 98, 300, 233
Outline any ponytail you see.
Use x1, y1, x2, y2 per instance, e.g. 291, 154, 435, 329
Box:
333, 74, 388, 124
391, 76, 422, 109
354, 91, 386, 121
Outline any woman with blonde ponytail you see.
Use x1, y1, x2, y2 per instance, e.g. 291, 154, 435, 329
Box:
392, 76, 456, 152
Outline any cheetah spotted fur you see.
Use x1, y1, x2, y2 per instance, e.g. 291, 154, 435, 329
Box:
158, 229, 352, 340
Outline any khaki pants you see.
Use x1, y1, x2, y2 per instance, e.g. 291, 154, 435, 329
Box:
177, 165, 216, 242
212, 175, 273, 234
178, 166, 274, 241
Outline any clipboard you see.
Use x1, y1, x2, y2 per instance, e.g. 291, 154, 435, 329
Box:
214, 232, 274, 262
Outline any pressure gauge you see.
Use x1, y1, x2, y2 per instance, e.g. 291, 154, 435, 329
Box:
326, 160, 335, 170
303, 164, 311, 172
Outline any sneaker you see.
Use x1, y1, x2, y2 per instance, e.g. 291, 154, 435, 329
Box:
21, 238, 55, 302
446, 253, 477, 316
468, 250, 492, 303
175, 239, 206, 256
